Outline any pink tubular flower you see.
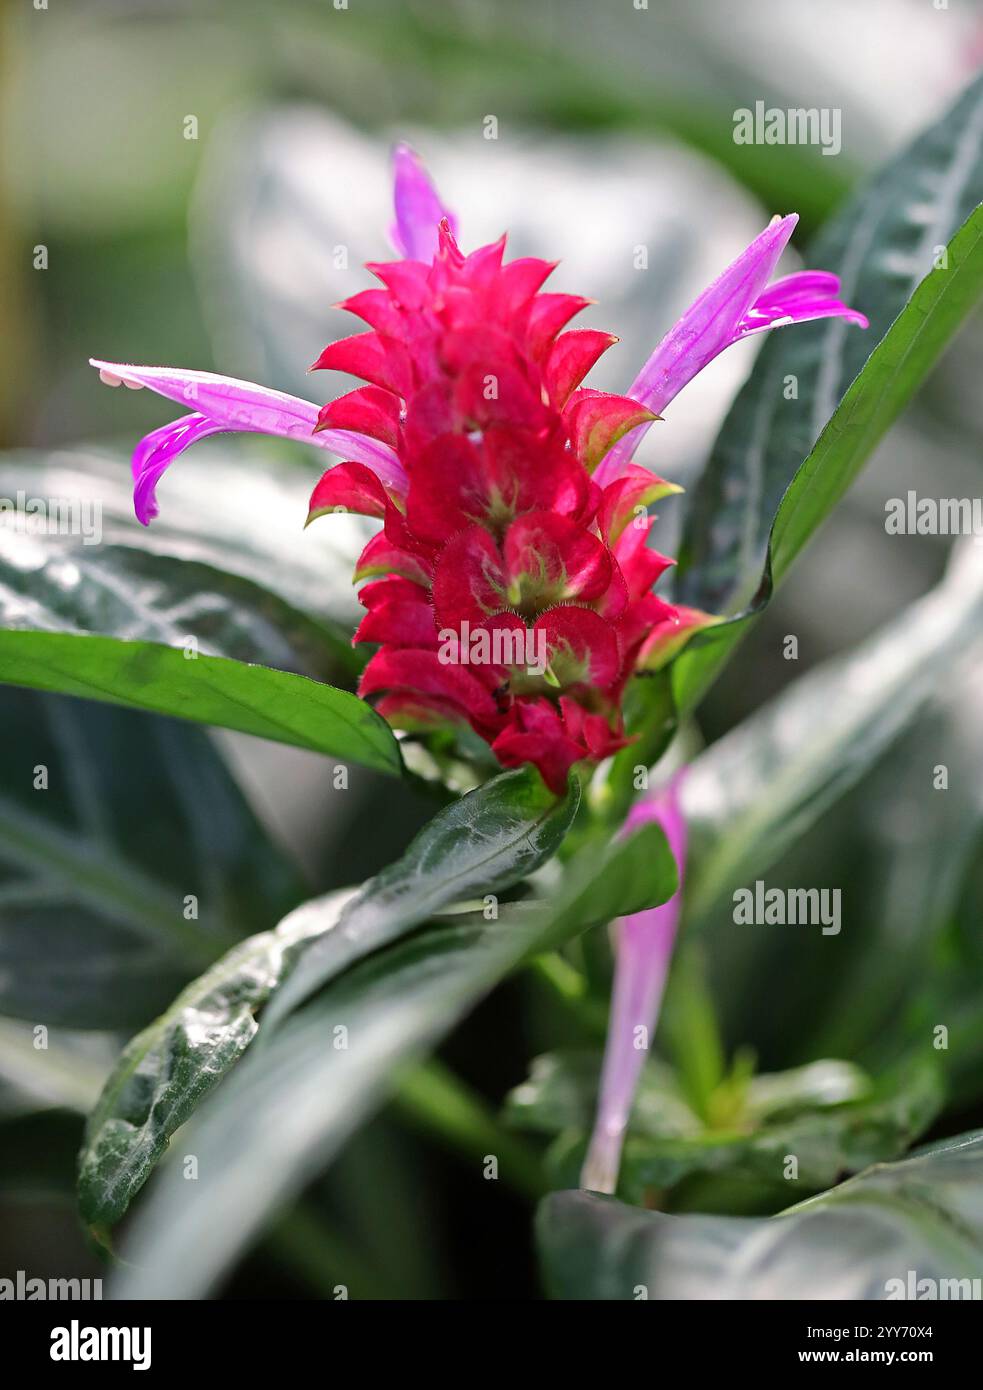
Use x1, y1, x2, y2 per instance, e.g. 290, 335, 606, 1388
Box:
91, 144, 866, 794
581, 773, 688, 1195
594, 217, 868, 485
89, 362, 405, 524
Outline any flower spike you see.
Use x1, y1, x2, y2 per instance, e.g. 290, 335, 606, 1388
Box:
92, 147, 865, 793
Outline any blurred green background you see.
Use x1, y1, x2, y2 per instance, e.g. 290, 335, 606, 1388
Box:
2, 0, 982, 1298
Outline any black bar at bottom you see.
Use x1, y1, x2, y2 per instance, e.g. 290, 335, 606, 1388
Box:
0, 1297, 976, 1372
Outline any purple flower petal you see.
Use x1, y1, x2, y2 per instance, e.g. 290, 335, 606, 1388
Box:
91, 360, 407, 525
595, 216, 866, 485
581, 773, 688, 1195
736, 270, 870, 337
131, 413, 226, 525
389, 143, 458, 263
628, 214, 799, 411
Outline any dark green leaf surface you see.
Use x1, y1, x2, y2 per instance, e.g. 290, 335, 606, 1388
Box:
768, 206, 983, 587
679, 72, 983, 616
0, 687, 302, 1029
806, 667, 983, 1086
262, 767, 581, 1032
538, 1130, 983, 1299
110, 821, 676, 1297
668, 566, 983, 1090
673, 205, 983, 714
684, 690, 983, 1094
0, 528, 359, 685
0, 446, 369, 630
0, 630, 402, 774
681, 543, 983, 928
78, 892, 349, 1229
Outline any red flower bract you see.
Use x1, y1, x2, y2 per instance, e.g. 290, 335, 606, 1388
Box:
91, 147, 866, 801
308, 221, 689, 794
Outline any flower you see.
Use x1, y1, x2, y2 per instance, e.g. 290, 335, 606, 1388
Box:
91, 142, 867, 794
88, 363, 406, 525
581, 772, 688, 1195
594, 221, 869, 486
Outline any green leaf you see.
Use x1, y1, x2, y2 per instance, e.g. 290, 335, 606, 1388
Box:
672, 155, 983, 715
262, 766, 581, 1032
537, 1129, 983, 1300
77, 891, 349, 1230
657, 944, 728, 1121
507, 1049, 697, 1139
806, 683, 983, 1070
514, 1050, 942, 1203
108, 820, 676, 1297
394, 1059, 547, 1202
0, 525, 359, 685
677, 653, 983, 1081
679, 72, 983, 617
0, 445, 369, 631
681, 542, 983, 928
0, 1018, 113, 1117
0, 630, 402, 775
767, 206, 983, 588
0, 686, 302, 1029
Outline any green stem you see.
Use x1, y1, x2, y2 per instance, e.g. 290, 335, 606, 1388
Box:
530, 952, 608, 1036
267, 1199, 397, 1300
394, 1059, 547, 1201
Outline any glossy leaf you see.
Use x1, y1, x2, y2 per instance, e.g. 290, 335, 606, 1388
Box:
510, 1049, 942, 1202
679, 71, 983, 616
806, 666, 983, 1077
682, 687, 983, 1096
681, 541, 983, 928
0, 686, 302, 1029
0, 630, 402, 775
262, 766, 581, 1032
673, 206, 983, 715
0, 1017, 113, 1116
0, 446, 370, 630
110, 820, 676, 1297
508, 1050, 865, 1137
538, 1130, 983, 1300
78, 892, 349, 1230
0, 522, 359, 685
